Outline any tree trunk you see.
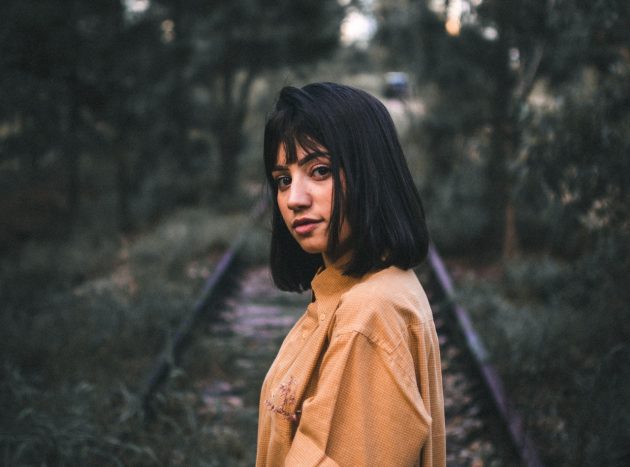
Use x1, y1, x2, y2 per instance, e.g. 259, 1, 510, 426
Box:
488, 0, 519, 259
214, 69, 253, 199
503, 198, 519, 258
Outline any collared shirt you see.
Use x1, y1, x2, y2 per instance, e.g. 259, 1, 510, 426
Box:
256, 263, 446, 466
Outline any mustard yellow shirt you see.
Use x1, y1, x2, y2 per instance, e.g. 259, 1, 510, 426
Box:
256, 264, 446, 466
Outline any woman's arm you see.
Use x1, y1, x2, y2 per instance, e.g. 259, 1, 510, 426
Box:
285, 330, 433, 466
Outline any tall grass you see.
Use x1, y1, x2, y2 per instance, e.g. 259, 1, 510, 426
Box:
1, 206, 267, 466
455, 237, 630, 466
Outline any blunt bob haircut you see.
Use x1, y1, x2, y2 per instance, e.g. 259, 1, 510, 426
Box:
264, 82, 429, 292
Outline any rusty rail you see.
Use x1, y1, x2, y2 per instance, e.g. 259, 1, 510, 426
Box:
141, 198, 269, 414
427, 244, 544, 467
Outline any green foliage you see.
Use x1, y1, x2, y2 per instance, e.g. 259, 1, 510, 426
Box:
1, 366, 158, 466
0, 0, 345, 242
425, 157, 489, 254
502, 256, 569, 303
1, 361, 263, 466
576, 344, 630, 467
525, 66, 630, 244
0, 207, 269, 465
376, 0, 630, 256
457, 233, 630, 464
376, 3, 630, 461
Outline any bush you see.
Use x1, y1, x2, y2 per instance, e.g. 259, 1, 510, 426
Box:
457, 231, 630, 465
425, 157, 489, 254
0, 206, 264, 465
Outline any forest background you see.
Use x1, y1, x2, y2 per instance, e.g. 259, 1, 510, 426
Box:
1, 0, 629, 466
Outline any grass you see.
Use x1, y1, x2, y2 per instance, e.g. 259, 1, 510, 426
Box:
451, 251, 630, 466
0, 205, 272, 466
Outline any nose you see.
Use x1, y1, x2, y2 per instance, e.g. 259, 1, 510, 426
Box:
287, 177, 311, 211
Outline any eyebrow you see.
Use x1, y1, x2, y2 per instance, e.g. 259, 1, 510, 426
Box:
272, 151, 330, 172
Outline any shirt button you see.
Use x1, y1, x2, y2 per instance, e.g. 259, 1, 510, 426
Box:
319, 313, 326, 321
302, 331, 308, 339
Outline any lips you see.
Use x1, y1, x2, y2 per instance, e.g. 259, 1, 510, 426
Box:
292, 218, 321, 235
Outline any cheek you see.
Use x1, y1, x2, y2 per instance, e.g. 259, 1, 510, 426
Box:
277, 194, 291, 226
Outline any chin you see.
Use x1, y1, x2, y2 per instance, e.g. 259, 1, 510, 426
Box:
296, 240, 327, 255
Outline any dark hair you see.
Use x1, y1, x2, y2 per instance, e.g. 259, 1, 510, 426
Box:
264, 82, 429, 292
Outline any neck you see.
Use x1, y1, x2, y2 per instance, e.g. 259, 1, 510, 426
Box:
322, 249, 352, 269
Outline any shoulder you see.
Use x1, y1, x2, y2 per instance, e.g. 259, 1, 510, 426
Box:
330, 266, 434, 347
340, 266, 432, 322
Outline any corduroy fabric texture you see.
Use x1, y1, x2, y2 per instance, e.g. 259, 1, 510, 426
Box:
256, 263, 446, 466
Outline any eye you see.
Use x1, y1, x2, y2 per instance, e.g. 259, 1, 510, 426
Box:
311, 165, 331, 179
275, 175, 291, 190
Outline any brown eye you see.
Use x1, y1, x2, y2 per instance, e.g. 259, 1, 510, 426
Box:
275, 175, 291, 190
312, 166, 331, 179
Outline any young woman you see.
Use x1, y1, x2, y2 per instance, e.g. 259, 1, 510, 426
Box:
256, 83, 445, 466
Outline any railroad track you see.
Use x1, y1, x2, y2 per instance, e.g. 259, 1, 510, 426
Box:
198, 264, 523, 465
419, 260, 521, 466
142, 205, 543, 466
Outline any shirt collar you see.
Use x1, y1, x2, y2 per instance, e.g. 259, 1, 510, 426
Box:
310, 257, 361, 305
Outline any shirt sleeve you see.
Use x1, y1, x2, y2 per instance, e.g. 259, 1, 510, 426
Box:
285, 329, 433, 467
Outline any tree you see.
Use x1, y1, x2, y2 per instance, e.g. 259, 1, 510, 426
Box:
376, 3, 630, 461
525, 0, 630, 243
0, 0, 345, 239
152, 0, 345, 198
374, 0, 627, 258
0, 0, 167, 233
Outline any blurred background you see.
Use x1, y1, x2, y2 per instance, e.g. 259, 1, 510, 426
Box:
1, 0, 629, 465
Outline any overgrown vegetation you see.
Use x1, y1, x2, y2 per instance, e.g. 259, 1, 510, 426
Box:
3, 0, 629, 465
0, 0, 345, 236
376, 1, 630, 465
455, 238, 630, 466
0, 4, 346, 459
0, 208, 272, 465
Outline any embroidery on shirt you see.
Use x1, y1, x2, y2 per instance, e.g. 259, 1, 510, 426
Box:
265, 376, 300, 422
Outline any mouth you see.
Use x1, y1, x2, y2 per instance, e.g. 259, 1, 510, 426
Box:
292, 218, 322, 235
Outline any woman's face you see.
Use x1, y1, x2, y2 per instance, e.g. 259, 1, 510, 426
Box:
271, 143, 351, 265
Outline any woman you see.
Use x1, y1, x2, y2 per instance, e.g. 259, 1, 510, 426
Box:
257, 83, 445, 466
